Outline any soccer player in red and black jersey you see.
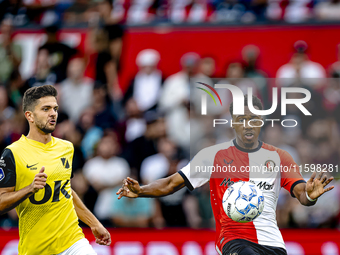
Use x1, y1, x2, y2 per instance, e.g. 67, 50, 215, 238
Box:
116, 95, 334, 255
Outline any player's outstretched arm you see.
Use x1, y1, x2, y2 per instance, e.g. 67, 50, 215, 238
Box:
293, 171, 334, 206
116, 172, 186, 199
71, 189, 111, 246
0, 167, 47, 215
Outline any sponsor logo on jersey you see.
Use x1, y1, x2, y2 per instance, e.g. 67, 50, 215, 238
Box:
26, 163, 38, 170
60, 158, 70, 169
220, 178, 234, 187
224, 159, 233, 165
0, 168, 5, 181
264, 160, 276, 172
0, 158, 6, 167
257, 181, 274, 190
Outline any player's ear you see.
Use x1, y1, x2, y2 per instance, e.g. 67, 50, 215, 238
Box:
25, 111, 34, 123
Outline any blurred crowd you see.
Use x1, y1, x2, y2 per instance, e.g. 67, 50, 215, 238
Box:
1, 0, 340, 28
0, 9, 340, 232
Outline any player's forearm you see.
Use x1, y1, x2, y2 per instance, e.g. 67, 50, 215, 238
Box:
139, 176, 185, 198
0, 186, 34, 215
72, 189, 102, 228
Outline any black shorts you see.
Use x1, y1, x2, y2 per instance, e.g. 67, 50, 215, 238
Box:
222, 239, 287, 255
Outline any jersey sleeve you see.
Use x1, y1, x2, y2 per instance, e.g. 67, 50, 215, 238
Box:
279, 149, 305, 197
178, 147, 213, 191
0, 149, 16, 188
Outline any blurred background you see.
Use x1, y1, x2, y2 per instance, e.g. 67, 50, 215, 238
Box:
0, 0, 340, 254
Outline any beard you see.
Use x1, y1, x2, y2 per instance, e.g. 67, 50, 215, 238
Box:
36, 120, 55, 134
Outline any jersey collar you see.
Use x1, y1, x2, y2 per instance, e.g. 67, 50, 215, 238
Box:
21, 135, 55, 149
233, 139, 263, 153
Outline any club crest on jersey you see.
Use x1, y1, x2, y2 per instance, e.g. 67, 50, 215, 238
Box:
0, 168, 5, 181
264, 160, 276, 172
61, 158, 70, 169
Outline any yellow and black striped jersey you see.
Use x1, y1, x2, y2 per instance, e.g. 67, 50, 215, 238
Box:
0, 135, 84, 255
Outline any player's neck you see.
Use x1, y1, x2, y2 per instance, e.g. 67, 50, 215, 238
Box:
26, 129, 52, 144
235, 137, 259, 151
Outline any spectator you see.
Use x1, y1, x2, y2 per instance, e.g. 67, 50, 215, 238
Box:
96, 0, 124, 65
140, 137, 178, 185
63, 0, 91, 25
124, 49, 163, 112
57, 58, 94, 123
218, 61, 259, 103
7, 69, 28, 109
92, 28, 120, 99
276, 40, 326, 89
111, 195, 157, 228
24, 49, 57, 87
283, 0, 312, 23
126, 0, 156, 24
92, 82, 117, 130
0, 19, 22, 84
123, 111, 166, 181
315, 0, 340, 21
140, 138, 190, 227
158, 52, 200, 111
196, 56, 216, 80
79, 107, 103, 159
0, 86, 15, 121
242, 45, 268, 106
83, 135, 130, 221
39, 24, 77, 83
213, 0, 247, 23
116, 97, 146, 147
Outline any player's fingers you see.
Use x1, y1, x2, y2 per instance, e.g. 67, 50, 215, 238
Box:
116, 188, 123, 195
39, 166, 45, 173
96, 239, 106, 245
323, 177, 334, 187
117, 191, 125, 199
127, 177, 138, 184
321, 175, 327, 184
308, 171, 316, 182
105, 235, 112, 245
35, 181, 46, 186
35, 176, 47, 181
324, 186, 334, 193
316, 171, 324, 180
36, 173, 48, 178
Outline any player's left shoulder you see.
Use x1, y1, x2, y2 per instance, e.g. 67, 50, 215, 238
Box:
52, 137, 74, 151
261, 142, 294, 162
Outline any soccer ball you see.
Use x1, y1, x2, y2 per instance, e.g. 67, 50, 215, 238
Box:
222, 181, 264, 223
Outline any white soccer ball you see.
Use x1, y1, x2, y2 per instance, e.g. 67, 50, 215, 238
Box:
222, 181, 265, 223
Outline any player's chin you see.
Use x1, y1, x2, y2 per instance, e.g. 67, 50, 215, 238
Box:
41, 126, 56, 134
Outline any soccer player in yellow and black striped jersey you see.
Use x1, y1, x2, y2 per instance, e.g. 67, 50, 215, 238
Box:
0, 85, 111, 255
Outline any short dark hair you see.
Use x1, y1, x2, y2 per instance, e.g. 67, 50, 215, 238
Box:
229, 94, 263, 116
22, 85, 58, 112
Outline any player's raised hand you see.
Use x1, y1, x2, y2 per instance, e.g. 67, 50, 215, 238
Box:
91, 225, 111, 246
116, 177, 140, 199
306, 171, 334, 200
30, 167, 47, 193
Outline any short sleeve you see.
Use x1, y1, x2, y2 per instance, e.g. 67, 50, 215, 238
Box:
279, 150, 306, 197
0, 149, 16, 188
179, 148, 213, 191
